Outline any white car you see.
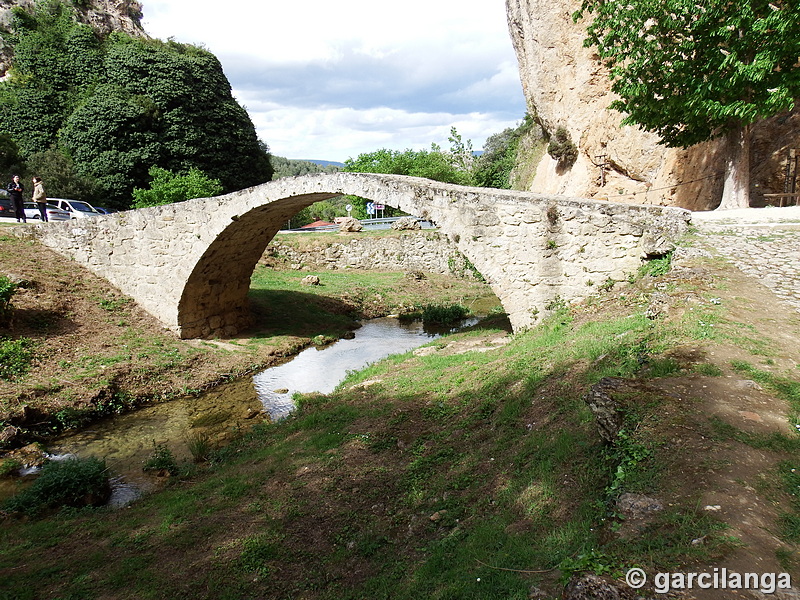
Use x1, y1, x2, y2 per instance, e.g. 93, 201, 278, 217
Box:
50, 198, 101, 219
23, 202, 71, 221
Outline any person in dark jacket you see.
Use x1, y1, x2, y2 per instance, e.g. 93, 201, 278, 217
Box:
7, 175, 25, 223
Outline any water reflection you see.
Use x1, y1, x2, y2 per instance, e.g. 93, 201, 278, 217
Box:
44, 378, 264, 504
253, 317, 450, 420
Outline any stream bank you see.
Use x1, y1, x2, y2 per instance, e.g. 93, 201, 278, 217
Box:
0, 232, 500, 453
1, 315, 492, 506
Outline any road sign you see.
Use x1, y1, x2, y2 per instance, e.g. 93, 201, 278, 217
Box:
366, 202, 375, 215
373, 204, 384, 210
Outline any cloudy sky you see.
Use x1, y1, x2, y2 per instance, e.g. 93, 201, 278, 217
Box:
141, 1, 527, 163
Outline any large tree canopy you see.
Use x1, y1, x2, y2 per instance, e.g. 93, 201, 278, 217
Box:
575, 1, 800, 208
0, 0, 272, 207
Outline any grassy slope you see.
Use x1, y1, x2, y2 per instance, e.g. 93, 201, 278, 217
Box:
2, 236, 800, 598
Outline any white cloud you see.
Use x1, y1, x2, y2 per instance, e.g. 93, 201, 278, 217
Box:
141, 0, 526, 162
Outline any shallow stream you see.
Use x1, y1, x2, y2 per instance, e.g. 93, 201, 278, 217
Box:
1, 316, 461, 506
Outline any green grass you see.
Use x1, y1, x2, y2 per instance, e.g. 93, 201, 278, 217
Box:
248, 266, 495, 340
0, 336, 36, 380
0, 273, 751, 599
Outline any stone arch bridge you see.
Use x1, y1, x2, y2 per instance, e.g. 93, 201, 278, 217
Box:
16, 173, 690, 338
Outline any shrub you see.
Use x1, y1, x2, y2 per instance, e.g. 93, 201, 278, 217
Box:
0, 275, 19, 326
142, 443, 179, 475
3, 457, 110, 515
421, 303, 470, 326
547, 126, 578, 167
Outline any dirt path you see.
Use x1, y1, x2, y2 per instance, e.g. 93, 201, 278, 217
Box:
646, 208, 800, 597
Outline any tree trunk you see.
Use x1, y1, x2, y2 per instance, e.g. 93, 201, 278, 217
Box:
716, 124, 751, 210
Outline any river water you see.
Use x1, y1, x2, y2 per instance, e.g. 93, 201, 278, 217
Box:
1, 317, 457, 506
253, 317, 457, 420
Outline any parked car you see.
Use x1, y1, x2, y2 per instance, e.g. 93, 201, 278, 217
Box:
93, 206, 117, 215
0, 194, 15, 219
23, 202, 70, 222
50, 198, 101, 219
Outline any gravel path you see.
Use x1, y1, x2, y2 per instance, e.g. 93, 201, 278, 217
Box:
691, 207, 800, 312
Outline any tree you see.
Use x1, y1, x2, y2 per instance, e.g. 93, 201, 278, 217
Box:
271, 156, 340, 179
26, 147, 99, 202
0, 1, 103, 156
0, 1, 273, 207
0, 134, 25, 179
132, 166, 222, 208
574, 1, 800, 209
344, 145, 473, 185
447, 126, 474, 175
343, 144, 474, 217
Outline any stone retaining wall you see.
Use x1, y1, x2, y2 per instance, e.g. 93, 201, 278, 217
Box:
263, 231, 478, 278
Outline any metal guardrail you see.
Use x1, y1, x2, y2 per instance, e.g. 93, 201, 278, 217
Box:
281, 217, 435, 233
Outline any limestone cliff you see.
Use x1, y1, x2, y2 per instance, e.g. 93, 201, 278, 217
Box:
0, 0, 146, 75
505, 0, 800, 210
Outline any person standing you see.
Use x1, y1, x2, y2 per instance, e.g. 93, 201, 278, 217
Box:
32, 176, 47, 222
7, 175, 25, 223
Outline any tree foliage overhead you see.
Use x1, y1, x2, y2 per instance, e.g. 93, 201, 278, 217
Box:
574, 0, 800, 208
574, 0, 800, 149
0, 0, 273, 207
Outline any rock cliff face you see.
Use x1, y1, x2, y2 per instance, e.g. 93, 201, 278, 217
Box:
505, 0, 800, 210
0, 0, 146, 75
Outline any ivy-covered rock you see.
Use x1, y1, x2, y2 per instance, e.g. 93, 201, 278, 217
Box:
0, 0, 273, 208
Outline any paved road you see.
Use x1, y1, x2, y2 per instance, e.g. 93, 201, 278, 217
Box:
691, 207, 800, 312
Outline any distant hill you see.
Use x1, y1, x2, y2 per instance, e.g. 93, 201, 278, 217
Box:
302, 160, 345, 168
271, 156, 342, 179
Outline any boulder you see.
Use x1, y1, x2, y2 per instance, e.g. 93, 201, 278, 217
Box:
391, 216, 421, 230
338, 217, 363, 232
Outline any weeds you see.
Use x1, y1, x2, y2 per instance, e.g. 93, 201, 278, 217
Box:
0, 457, 22, 477
0, 275, 18, 325
186, 432, 213, 463
3, 457, 110, 516
639, 252, 673, 278
0, 336, 36, 380
777, 461, 800, 542
421, 303, 470, 325
602, 428, 656, 502
142, 443, 180, 476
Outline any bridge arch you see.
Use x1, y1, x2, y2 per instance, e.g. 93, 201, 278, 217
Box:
18, 173, 690, 338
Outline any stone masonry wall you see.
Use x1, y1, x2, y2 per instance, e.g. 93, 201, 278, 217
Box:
263, 231, 478, 278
